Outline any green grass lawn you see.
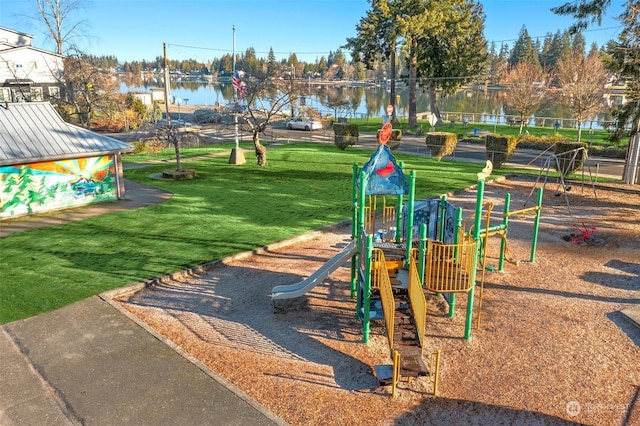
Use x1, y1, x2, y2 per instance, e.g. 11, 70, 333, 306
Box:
0, 143, 505, 324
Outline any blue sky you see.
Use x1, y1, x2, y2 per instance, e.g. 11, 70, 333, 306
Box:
0, 0, 626, 63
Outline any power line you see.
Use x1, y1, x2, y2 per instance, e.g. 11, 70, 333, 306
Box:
487, 25, 622, 45
168, 43, 332, 57
167, 23, 624, 62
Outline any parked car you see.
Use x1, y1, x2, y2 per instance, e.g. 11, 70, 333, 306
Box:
286, 117, 323, 131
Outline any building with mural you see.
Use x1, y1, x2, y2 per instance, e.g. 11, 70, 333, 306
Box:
0, 102, 133, 219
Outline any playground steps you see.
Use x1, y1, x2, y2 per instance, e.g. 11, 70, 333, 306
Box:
392, 290, 429, 378
389, 268, 409, 290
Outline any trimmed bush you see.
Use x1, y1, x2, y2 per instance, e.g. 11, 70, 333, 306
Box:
333, 123, 359, 150
486, 134, 518, 169
588, 145, 626, 159
554, 141, 588, 174
426, 132, 457, 160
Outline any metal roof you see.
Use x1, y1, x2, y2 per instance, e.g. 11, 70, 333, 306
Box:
0, 102, 133, 166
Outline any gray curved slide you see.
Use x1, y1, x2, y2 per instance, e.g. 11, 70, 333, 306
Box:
271, 240, 358, 300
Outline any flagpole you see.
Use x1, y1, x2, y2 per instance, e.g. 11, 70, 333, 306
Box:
228, 26, 245, 165
233, 25, 239, 150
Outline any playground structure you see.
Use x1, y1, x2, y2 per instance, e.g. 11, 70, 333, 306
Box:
525, 144, 597, 213
272, 118, 544, 397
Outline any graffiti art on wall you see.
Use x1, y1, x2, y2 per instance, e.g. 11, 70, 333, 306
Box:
0, 155, 118, 218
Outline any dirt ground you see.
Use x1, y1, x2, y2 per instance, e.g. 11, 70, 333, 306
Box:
115, 175, 640, 426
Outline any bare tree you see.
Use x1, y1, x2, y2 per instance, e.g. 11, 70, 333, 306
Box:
30, 0, 89, 55
151, 124, 189, 173
503, 63, 551, 135
556, 53, 611, 141
60, 49, 121, 128
236, 76, 303, 166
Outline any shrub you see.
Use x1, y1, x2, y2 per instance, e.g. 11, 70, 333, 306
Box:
426, 132, 457, 160
131, 138, 166, 154
554, 141, 588, 175
589, 145, 626, 159
485, 134, 518, 169
92, 117, 125, 133
333, 123, 359, 150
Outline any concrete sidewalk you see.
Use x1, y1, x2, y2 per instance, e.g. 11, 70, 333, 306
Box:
1, 297, 285, 425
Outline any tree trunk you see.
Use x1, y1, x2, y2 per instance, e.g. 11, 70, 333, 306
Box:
253, 131, 267, 166
519, 116, 525, 136
174, 143, 183, 171
577, 120, 583, 142
390, 47, 398, 124
429, 81, 442, 125
408, 50, 417, 128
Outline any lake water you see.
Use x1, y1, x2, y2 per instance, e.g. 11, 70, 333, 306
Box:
120, 79, 615, 130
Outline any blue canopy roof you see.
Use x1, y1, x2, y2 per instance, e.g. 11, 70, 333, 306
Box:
359, 144, 409, 195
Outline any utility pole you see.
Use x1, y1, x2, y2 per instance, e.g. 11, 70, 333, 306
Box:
163, 42, 171, 126
623, 101, 640, 184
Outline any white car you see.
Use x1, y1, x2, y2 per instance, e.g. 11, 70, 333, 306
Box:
286, 117, 323, 131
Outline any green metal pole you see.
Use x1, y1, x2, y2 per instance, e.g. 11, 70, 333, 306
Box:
419, 223, 427, 285
351, 163, 358, 239
530, 187, 543, 263
355, 170, 367, 302
465, 179, 485, 340
395, 161, 405, 243
448, 207, 463, 318
499, 192, 510, 272
396, 192, 403, 243
438, 195, 447, 241
350, 164, 359, 298
363, 234, 373, 343
405, 171, 416, 266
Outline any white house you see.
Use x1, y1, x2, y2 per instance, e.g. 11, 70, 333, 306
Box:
0, 27, 64, 103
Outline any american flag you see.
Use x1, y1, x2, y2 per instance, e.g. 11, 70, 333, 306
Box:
232, 71, 247, 98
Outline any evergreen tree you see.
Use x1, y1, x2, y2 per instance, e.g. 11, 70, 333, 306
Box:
243, 47, 258, 75
539, 33, 554, 68
571, 32, 587, 57
509, 26, 540, 67
316, 56, 328, 75
344, 0, 401, 122
267, 48, 278, 75
414, 0, 488, 124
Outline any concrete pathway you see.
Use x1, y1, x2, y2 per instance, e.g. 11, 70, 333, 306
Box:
1, 297, 285, 425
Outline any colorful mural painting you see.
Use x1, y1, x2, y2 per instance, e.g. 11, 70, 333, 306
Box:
0, 155, 118, 218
